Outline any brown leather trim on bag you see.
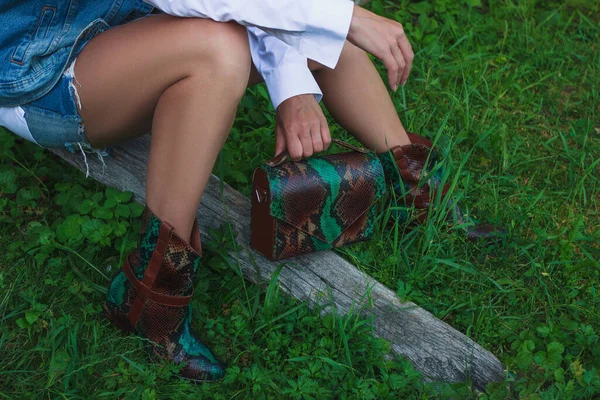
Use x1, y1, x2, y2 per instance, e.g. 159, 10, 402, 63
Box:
250, 168, 276, 260
265, 139, 369, 167
330, 139, 369, 154
125, 221, 192, 328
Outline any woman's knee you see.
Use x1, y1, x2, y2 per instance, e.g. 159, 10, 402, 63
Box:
172, 18, 251, 82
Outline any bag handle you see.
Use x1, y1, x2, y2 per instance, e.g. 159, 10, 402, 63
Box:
264, 138, 369, 168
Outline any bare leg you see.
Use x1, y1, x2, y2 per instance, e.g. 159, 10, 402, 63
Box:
247, 41, 410, 152
73, 15, 251, 241
310, 41, 411, 152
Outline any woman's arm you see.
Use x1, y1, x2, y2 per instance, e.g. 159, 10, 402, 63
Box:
248, 27, 330, 160
247, 27, 322, 110
146, 0, 413, 93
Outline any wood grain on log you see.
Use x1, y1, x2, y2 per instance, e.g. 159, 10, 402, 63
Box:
51, 135, 504, 390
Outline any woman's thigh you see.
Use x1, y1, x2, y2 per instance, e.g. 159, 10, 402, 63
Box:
74, 14, 251, 148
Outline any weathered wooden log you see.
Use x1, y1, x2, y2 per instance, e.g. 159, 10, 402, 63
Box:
51, 135, 504, 391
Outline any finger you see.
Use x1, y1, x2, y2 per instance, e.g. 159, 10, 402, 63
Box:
383, 53, 400, 91
397, 34, 414, 85
321, 118, 332, 151
390, 43, 405, 91
286, 132, 304, 162
311, 121, 324, 153
297, 122, 314, 158
275, 126, 287, 156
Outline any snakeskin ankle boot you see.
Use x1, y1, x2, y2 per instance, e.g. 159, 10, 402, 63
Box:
378, 132, 507, 244
103, 206, 225, 382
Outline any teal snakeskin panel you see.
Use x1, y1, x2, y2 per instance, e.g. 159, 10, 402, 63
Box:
261, 151, 386, 260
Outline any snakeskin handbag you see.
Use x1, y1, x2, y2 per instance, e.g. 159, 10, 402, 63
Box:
251, 139, 386, 261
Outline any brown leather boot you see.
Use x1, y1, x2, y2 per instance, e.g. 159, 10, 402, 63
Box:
378, 133, 507, 244
103, 206, 225, 382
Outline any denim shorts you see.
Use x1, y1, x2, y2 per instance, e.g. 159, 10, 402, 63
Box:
21, 58, 91, 151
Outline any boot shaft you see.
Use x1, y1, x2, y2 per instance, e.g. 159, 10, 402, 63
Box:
104, 207, 225, 382
378, 132, 448, 212
131, 207, 202, 296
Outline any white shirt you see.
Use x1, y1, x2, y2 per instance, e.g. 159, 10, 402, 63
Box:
145, 0, 355, 108
0, 0, 354, 144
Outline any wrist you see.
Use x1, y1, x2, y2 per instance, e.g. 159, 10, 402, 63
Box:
349, 6, 369, 42
349, 5, 360, 38
278, 93, 315, 109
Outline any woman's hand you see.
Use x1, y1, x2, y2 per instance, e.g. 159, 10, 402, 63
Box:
275, 94, 331, 161
347, 6, 414, 91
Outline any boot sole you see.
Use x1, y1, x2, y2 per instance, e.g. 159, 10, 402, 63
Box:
103, 301, 136, 334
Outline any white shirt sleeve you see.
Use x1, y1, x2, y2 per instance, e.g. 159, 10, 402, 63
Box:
144, 0, 354, 69
248, 27, 322, 110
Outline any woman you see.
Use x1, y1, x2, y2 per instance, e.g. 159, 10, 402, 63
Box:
0, 0, 502, 382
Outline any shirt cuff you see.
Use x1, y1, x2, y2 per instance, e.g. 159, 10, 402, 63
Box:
263, 62, 323, 110
298, 0, 354, 69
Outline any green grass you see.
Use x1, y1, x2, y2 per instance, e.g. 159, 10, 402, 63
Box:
1, 0, 600, 398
